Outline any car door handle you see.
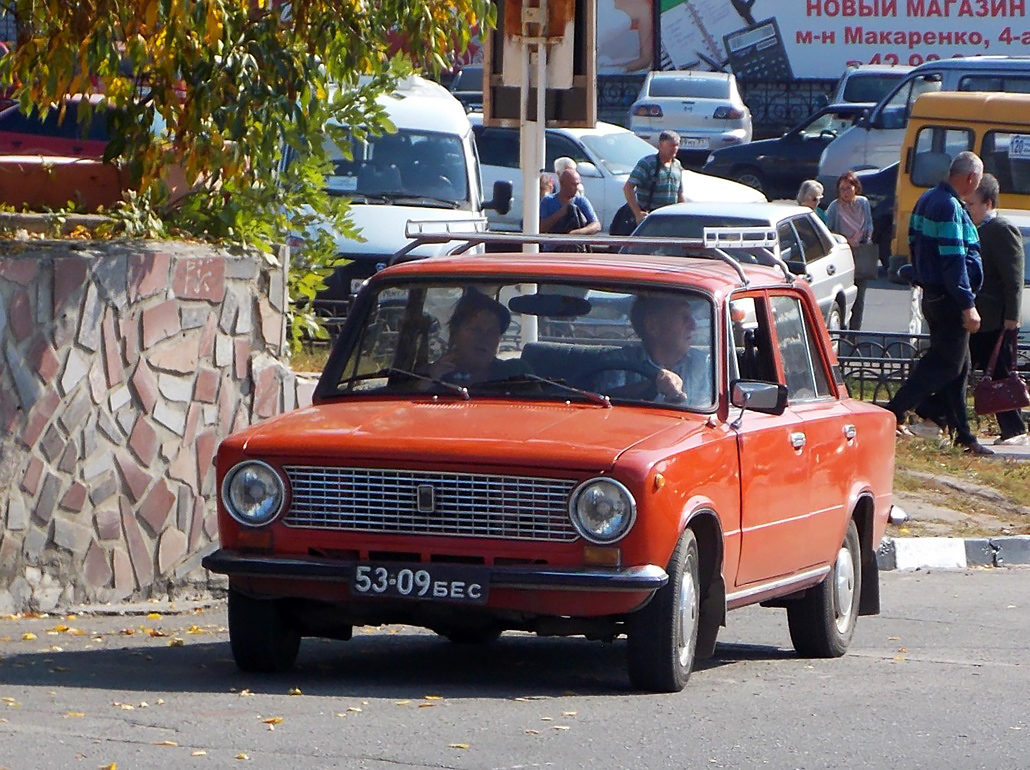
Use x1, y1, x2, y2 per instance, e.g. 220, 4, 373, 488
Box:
790, 432, 806, 449
826, 264, 836, 275
843, 424, 856, 441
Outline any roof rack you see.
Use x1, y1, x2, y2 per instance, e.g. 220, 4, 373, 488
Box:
396, 223, 796, 286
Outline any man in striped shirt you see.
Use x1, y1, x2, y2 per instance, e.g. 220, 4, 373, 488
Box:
887, 151, 992, 454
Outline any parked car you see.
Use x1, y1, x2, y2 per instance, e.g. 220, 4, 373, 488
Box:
295, 77, 511, 313
202, 230, 895, 692
629, 70, 752, 166
629, 201, 857, 330
830, 64, 914, 105
470, 113, 765, 233
0, 95, 114, 158
701, 102, 873, 200
446, 64, 483, 112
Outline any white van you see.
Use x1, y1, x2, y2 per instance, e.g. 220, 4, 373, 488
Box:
817, 56, 1030, 190
311, 76, 512, 307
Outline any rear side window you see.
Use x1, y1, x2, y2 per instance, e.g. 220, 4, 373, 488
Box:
959, 75, 1030, 94
648, 77, 730, 99
982, 131, 1030, 195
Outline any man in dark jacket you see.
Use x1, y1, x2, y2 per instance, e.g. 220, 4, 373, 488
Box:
965, 173, 1027, 444
887, 151, 993, 454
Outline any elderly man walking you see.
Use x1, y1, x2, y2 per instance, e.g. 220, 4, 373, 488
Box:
886, 151, 993, 455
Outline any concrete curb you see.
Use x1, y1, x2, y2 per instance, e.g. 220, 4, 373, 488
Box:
877, 535, 1030, 570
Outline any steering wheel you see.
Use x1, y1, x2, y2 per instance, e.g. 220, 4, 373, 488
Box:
579, 361, 661, 392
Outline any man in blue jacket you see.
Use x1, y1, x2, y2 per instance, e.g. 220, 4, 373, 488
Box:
887, 151, 993, 455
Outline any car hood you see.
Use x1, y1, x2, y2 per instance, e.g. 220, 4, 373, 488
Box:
327, 205, 486, 258
230, 400, 705, 472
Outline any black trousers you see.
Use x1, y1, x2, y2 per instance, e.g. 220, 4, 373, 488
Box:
888, 290, 976, 446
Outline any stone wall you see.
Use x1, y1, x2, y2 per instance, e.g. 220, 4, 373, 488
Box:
0, 238, 309, 613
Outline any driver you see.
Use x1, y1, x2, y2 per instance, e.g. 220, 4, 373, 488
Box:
597, 293, 711, 406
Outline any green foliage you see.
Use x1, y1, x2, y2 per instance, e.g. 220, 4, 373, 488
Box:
0, 0, 495, 348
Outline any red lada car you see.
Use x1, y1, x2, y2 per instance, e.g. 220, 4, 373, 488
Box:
203, 234, 895, 692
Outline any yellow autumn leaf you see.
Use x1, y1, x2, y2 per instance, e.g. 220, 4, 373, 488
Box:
64, 712, 85, 718
395, 700, 411, 706
145, 629, 167, 638
562, 711, 578, 716
169, 638, 185, 647
100, 764, 117, 770
152, 740, 178, 746
346, 707, 362, 713
262, 717, 284, 725
22, 633, 36, 641
448, 743, 470, 750
50, 625, 69, 633
192, 750, 207, 756
288, 688, 302, 696
146, 613, 162, 620
424, 695, 443, 700
235, 753, 249, 760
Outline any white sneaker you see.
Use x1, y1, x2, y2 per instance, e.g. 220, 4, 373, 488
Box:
908, 419, 943, 440
994, 434, 1028, 446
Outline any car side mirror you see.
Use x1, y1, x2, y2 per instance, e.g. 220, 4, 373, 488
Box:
576, 161, 602, 179
730, 380, 788, 415
484, 179, 514, 215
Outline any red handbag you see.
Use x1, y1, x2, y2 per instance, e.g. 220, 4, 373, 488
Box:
973, 331, 1030, 416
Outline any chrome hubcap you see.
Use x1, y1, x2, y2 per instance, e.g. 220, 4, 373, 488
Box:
833, 545, 856, 632
677, 570, 698, 666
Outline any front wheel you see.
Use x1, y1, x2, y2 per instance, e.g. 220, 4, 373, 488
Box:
733, 167, 765, 195
627, 529, 700, 692
228, 588, 301, 673
787, 520, 861, 658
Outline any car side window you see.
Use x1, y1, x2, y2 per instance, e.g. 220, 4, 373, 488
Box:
729, 296, 778, 384
777, 222, 800, 266
793, 216, 828, 264
545, 134, 589, 168
473, 127, 519, 169
911, 126, 973, 187
769, 296, 832, 402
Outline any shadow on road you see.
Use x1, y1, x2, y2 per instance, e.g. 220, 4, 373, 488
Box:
0, 629, 792, 697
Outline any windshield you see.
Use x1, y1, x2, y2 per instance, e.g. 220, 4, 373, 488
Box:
322, 279, 716, 411
324, 129, 470, 204
579, 131, 660, 176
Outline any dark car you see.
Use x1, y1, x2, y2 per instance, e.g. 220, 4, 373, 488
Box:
702, 103, 873, 201
0, 96, 115, 158
447, 64, 483, 112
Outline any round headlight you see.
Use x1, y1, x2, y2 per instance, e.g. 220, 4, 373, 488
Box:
222, 461, 285, 526
569, 478, 636, 544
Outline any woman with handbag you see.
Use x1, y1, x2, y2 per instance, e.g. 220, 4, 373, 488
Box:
965, 173, 1027, 445
826, 170, 875, 331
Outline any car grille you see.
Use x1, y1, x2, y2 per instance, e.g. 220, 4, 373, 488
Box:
282, 466, 579, 541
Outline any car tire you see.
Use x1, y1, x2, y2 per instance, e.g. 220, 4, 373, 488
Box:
787, 519, 861, 658
826, 301, 844, 333
228, 588, 301, 673
733, 167, 765, 195
627, 529, 700, 693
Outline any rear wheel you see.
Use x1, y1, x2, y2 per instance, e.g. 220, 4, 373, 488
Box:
627, 530, 700, 692
787, 520, 861, 658
227, 588, 301, 673
733, 167, 765, 195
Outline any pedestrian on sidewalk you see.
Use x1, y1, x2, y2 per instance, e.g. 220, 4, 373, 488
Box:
826, 170, 875, 330
965, 172, 1027, 445
886, 151, 993, 455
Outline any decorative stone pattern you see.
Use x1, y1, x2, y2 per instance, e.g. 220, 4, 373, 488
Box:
0, 239, 305, 613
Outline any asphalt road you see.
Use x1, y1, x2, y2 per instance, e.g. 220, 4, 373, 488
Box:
1, 568, 1027, 769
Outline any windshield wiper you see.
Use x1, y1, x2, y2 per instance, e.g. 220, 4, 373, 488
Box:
473, 373, 611, 408
378, 194, 461, 208
336, 367, 469, 400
